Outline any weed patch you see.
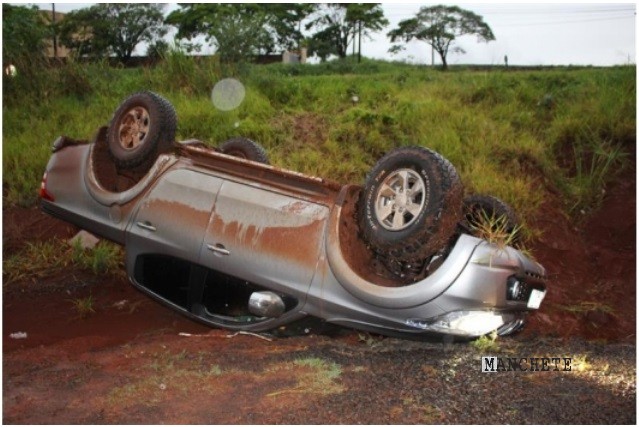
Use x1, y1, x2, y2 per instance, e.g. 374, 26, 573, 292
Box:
467, 212, 522, 250
107, 350, 227, 409
471, 332, 501, 353
69, 294, 96, 318
266, 357, 343, 397
105, 350, 344, 413
4, 238, 123, 286
557, 301, 615, 316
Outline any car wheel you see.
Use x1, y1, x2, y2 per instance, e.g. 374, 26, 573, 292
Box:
107, 91, 177, 169
462, 194, 520, 239
219, 137, 270, 164
359, 146, 463, 262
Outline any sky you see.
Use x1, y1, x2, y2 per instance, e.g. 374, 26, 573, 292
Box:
29, 2, 637, 66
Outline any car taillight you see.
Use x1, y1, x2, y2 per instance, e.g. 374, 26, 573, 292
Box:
39, 171, 55, 202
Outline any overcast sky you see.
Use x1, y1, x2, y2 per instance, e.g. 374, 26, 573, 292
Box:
30, 2, 636, 66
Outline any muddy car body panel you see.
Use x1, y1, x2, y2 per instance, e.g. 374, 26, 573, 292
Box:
41, 130, 547, 339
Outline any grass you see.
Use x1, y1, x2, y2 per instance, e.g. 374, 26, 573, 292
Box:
106, 350, 343, 410
266, 357, 343, 397
4, 238, 123, 286
357, 332, 384, 347
83, 243, 121, 274
4, 240, 66, 285
557, 301, 616, 315
467, 212, 523, 251
566, 135, 627, 214
108, 350, 226, 407
2, 57, 635, 236
69, 238, 122, 274
69, 294, 96, 318
470, 331, 501, 353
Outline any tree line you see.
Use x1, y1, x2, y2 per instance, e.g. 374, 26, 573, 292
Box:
3, 3, 495, 71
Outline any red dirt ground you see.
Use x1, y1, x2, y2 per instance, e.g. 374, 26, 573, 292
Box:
2, 154, 636, 423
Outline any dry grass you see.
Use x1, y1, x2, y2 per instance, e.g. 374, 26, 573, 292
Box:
69, 295, 96, 318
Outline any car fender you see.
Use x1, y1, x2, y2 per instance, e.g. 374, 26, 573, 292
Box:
326, 186, 482, 309
84, 127, 178, 207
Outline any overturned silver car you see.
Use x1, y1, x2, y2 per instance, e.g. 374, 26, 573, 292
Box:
40, 92, 547, 339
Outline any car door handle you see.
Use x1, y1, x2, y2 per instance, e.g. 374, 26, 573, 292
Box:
207, 244, 230, 256
136, 221, 156, 232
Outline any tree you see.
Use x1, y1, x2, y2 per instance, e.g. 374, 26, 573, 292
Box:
260, 4, 317, 52
307, 4, 388, 61
146, 39, 170, 60
388, 5, 495, 70
58, 3, 167, 62
166, 4, 316, 63
58, 7, 109, 59
167, 4, 270, 63
2, 4, 48, 68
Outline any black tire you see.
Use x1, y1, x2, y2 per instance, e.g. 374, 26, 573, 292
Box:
219, 137, 270, 164
107, 91, 177, 169
462, 194, 520, 239
359, 146, 463, 262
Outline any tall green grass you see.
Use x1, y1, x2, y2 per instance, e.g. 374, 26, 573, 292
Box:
3, 57, 635, 237
4, 238, 122, 286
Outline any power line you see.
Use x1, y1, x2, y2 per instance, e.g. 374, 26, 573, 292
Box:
466, 7, 635, 14
497, 14, 635, 27
384, 7, 635, 19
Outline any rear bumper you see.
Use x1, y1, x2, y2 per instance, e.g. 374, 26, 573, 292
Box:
40, 199, 125, 245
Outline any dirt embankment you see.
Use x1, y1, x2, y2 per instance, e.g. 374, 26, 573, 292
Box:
524, 150, 636, 342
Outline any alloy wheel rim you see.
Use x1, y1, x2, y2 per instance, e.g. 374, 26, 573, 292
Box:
118, 106, 150, 150
374, 168, 427, 231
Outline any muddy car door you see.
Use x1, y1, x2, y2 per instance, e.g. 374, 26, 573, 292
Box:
126, 168, 223, 305
199, 180, 330, 302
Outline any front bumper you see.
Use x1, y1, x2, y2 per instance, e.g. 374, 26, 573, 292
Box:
404, 237, 547, 338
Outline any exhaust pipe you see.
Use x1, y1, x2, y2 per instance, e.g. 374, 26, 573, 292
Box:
248, 291, 285, 318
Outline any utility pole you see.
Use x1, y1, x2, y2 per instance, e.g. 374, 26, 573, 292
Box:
357, 21, 362, 63
352, 27, 356, 57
